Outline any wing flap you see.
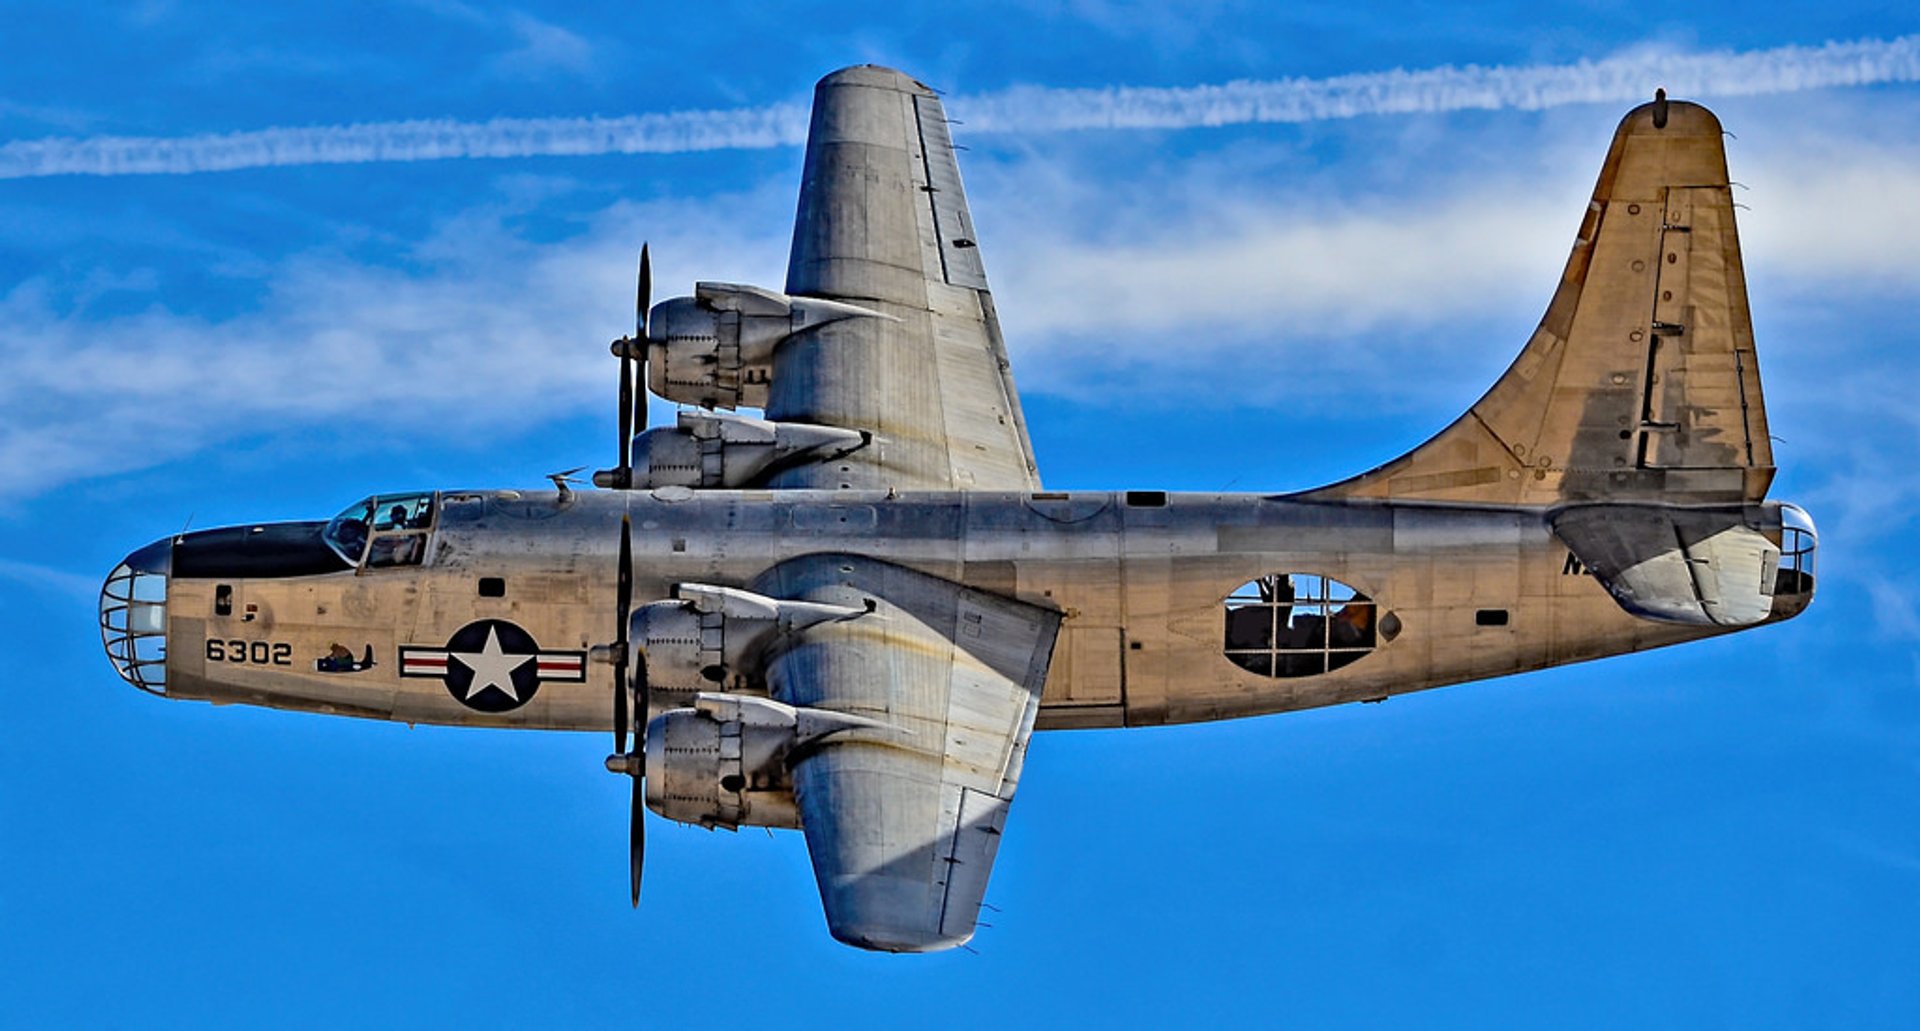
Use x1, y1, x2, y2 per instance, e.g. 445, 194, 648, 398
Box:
913, 93, 988, 290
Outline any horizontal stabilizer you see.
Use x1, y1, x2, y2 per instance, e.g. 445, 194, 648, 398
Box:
1554, 505, 1781, 626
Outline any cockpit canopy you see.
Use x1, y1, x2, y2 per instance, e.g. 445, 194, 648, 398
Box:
323, 492, 436, 566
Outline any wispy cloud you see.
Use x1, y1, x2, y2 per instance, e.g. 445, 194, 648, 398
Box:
405, 0, 601, 79
3, 35, 1917, 179
995, 188, 1571, 339
0, 192, 789, 499
494, 11, 598, 78
989, 117, 1920, 399
1737, 140, 1920, 294
1862, 575, 1920, 641
5, 110, 1917, 498
0, 556, 100, 601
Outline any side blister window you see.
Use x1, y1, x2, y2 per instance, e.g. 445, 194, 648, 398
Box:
1223, 573, 1378, 678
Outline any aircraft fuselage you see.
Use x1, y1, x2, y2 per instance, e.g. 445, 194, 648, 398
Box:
138, 489, 1809, 732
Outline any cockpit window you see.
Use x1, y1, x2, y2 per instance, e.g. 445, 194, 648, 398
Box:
324, 493, 436, 567
324, 498, 375, 564
374, 495, 435, 532
367, 532, 427, 568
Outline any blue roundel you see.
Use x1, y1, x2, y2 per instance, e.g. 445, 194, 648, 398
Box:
399, 619, 588, 713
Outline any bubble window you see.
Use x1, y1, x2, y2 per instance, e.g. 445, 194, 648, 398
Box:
1223, 573, 1378, 678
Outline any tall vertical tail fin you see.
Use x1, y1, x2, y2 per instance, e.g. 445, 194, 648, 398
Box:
1306, 96, 1774, 506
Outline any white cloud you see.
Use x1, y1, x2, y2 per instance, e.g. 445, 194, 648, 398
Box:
403, 0, 600, 79
981, 108, 1920, 400
993, 188, 1572, 336
495, 12, 598, 78
1862, 575, 1920, 641
1738, 141, 1920, 292
5, 86, 1919, 506
0, 192, 791, 499
0, 555, 99, 600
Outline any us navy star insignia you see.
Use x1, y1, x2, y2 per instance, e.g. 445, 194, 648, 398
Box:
399, 619, 588, 713
451, 625, 532, 702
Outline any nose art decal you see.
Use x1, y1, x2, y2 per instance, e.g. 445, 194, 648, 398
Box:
399, 619, 586, 712
316, 643, 377, 674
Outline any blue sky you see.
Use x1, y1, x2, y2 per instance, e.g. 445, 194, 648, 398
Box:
4, 3, 1918, 1027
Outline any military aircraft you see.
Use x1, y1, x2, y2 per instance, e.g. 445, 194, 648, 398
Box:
99, 66, 1816, 953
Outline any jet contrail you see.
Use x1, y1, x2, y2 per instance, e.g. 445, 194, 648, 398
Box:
958, 35, 1920, 131
4, 35, 1916, 179
0, 105, 812, 180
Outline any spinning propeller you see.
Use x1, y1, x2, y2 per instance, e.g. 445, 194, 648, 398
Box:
609, 244, 652, 491
604, 246, 653, 905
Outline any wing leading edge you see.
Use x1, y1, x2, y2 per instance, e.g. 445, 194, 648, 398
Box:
768, 66, 1041, 492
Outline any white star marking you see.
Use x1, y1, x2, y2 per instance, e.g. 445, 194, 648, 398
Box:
449, 626, 534, 702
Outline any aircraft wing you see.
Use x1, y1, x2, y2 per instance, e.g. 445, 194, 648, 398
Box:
753, 555, 1059, 951
765, 66, 1041, 491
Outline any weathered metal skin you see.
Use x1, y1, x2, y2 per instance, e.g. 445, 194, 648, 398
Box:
1303, 100, 1772, 509
154, 489, 1809, 732
94, 68, 1821, 953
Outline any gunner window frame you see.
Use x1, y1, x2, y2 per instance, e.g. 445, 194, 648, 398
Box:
1223, 572, 1379, 678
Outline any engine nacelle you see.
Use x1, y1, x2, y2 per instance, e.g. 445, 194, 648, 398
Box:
644, 282, 890, 409
643, 693, 881, 830
629, 411, 868, 489
628, 600, 715, 695
629, 584, 866, 694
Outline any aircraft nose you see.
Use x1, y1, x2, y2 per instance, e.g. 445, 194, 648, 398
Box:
100, 537, 172, 695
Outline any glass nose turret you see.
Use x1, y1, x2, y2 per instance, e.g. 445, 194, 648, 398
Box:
101, 537, 171, 695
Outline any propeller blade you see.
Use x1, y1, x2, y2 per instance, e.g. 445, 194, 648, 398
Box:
626, 575, 648, 907
613, 251, 653, 909
633, 244, 651, 437
612, 654, 629, 758
637, 243, 652, 339
614, 515, 632, 755
633, 645, 651, 761
629, 774, 645, 907
615, 344, 634, 492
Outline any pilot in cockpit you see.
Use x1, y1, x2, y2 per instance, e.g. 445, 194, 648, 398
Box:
333, 502, 374, 558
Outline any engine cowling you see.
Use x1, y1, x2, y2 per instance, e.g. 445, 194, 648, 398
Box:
630, 584, 866, 695
628, 410, 867, 489
644, 282, 890, 409
643, 693, 881, 830
628, 599, 716, 695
